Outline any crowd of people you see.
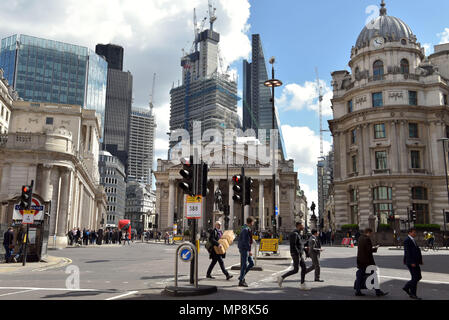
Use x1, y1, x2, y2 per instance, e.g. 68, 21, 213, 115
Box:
67, 227, 138, 246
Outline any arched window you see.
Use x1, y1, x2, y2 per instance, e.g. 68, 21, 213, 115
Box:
373, 60, 384, 80
373, 186, 393, 225
400, 59, 409, 74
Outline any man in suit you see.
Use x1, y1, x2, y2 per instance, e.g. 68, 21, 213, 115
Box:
403, 227, 423, 300
305, 229, 324, 282
355, 228, 388, 297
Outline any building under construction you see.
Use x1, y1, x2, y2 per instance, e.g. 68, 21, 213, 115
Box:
169, 6, 240, 150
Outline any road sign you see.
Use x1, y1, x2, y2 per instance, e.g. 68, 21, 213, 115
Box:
185, 195, 202, 219
180, 247, 193, 262
22, 210, 35, 224
13, 197, 44, 221
259, 238, 279, 252
275, 206, 279, 217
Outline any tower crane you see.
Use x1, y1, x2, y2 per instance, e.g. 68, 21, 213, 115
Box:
315, 67, 329, 159
208, 0, 217, 31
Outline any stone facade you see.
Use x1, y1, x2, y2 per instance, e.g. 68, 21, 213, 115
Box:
125, 181, 156, 234
0, 69, 16, 134
329, 5, 449, 231
0, 101, 107, 248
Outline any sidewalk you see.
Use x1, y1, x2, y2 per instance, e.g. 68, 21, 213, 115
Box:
0, 256, 72, 274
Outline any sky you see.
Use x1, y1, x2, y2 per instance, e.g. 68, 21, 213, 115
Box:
1, 0, 449, 207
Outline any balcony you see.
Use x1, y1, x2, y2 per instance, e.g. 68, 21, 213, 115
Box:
408, 168, 428, 174
373, 169, 390, 175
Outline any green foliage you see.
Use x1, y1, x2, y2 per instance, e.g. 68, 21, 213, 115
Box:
183, 230, 191, 236
341, 224, 359, 230
414, 224, 441, 231
378, 224, 392, 231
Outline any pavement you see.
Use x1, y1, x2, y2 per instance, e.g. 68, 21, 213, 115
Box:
0, 255, 72, 274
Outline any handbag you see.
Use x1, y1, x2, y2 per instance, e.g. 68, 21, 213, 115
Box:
205, 241, 213, 253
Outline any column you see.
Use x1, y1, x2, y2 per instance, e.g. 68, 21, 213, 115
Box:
213, 179, 219, 211
259, 178, 265, 231
40, 164, 53, 202
167, 179, 175, 228
56, 167, 71, 248
228, 179, 234, 230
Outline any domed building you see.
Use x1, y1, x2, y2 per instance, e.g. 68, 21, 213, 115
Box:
329, 1, 449, 231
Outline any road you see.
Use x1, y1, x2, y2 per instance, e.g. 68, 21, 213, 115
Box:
0, 241, 448, 300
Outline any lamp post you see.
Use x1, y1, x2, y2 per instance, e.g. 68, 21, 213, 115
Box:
264, 57, 282, 237
437, 138, 449, 237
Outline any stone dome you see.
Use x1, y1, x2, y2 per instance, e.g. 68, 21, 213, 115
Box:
355, 1, 416, 49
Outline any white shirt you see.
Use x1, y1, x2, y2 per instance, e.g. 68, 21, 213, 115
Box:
408, 235, 416, 246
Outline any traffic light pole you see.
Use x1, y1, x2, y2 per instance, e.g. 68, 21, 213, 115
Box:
22, 180, 34, 266
241, 167, 245, 227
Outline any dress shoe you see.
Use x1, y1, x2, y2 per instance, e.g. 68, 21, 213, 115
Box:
376, 291, 389, 297
226, 274, 233, 281
314, 279, 324, 282
355, 292, 366, 297
238, 281, 248, 287
206, 275, 215, 279
410, 295, 422, 300
402, 287, 411, 296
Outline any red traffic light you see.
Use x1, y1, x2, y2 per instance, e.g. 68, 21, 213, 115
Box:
22, 186, 29, 193
232, 175, 241, 183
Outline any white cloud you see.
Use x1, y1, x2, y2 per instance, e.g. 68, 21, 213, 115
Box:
278, 80, 333, 117
299, 183, 317, 211
422, 43, 434, 56
438, 27, 449, 44
281, 125, 332, 176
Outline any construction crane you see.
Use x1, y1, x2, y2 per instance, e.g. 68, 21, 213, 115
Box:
315, 67, 329, 159
208, 0, 217, 31
150, 73, 156, 112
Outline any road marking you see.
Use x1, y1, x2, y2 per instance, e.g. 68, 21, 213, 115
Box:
0, 287, 98, 291
0, 289, 37, 297
380, 276, 449, 285
105, 291, 138, 300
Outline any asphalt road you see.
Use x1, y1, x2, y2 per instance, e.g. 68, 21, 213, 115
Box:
0, 241, 448, 300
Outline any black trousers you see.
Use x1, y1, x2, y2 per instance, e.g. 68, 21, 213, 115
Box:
404, 265, 422, 296
206, 254, 229, 277
281, 254, 307, 284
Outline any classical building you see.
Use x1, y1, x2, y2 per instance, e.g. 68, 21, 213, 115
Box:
0, 68, 17, 134
329, 2, 449, 231
0, 101, 107, 248
0, 34, 107, 135
99, 150, 126, 227
154, 147, 298, 235
125, 181, 156, 234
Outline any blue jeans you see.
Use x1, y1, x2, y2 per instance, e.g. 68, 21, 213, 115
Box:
3, 244, 13, 262
239, 250, 254, 282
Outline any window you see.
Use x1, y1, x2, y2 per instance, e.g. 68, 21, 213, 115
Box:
373, 187, 392, 201
412, 187, 428, 200
411, 151, 421, 169
5, 111, 9, 122
375, 151, 388, 170
400, 59, 409, 74
46, 117, 53, 125
373, 60, 384, 80
409, 91, 417, 106
373, 186, 393, 225
351, 129, 357, 144
372, 92, 383, 107
348, 100, 353, 113
409, 123, 419, 138
350, 188, 358, 203
352, 155, 357, 173
374, 124, 386, 139
350, 205, 359, 225
444, 94, 448, 106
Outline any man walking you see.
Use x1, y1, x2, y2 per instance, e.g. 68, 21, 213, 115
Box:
206, 221, 233, 280
3, 227, 14, 263
277, 222, 310, 290
238, 216, 255, 287
305, 229, 324, 282
354, 228, 388, 297
403, 227, 423, 300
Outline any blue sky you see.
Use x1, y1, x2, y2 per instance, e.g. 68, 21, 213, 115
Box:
228, 0, 449, 205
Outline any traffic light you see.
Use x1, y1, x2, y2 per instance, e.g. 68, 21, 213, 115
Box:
411, 210, 417, 222
20, 185, 33, 210
272, 215, 276, 226
232, 175, 243, 204
244, 177, 254, 206
200, 162, 209, 197
279, 216, 282, 227
179, 156, 195, 196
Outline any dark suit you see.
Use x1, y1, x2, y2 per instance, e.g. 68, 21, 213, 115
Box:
403, 236, 423, 296
355, 234, 378, 293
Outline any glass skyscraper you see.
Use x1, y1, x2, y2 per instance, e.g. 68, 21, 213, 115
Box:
0, 34, 107, 135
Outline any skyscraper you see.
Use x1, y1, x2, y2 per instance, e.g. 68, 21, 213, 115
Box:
0, 34, 107, 134
128, 108, 156, 186
242, 34, 287, 159
95, 44, 133, 174
169, 12, 240, 150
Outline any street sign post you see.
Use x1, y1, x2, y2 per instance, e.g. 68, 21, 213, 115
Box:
22, 210, 35, 224
185, 195, 202, 219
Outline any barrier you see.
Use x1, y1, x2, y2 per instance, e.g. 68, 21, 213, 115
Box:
341, 238, 352, 246
259, 238, 279, 253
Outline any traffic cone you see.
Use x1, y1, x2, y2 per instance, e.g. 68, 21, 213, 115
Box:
350, 239, 354, 248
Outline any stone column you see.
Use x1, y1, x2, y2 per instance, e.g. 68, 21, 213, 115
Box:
259, 178, 265, 231
40, 164, 53, 202
167, 179, 175, 228
55, 167, 71, 248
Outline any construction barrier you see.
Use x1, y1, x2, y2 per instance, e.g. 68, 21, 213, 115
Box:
341, 238, 352, 246
173, 236, 183, 242
259, 238, 279, 253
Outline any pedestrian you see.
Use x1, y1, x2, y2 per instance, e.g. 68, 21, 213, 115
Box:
277, 222, 310, 290
237, 216, 255, 287
354, 230, 361, 246
3, 227, 14, 263
305, 229, 324, 282
206, 221, 233, 280
164, 232, 169, 244
354, 228, 388, 297
75, 228, 81, 246
68, 229, 73, 246
403, 227, 423, 300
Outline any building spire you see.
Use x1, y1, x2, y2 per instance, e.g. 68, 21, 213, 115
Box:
380, 0, 387, 16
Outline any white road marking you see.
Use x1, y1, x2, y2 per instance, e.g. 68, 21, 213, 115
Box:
105, 291, 138, 300
0, 287, 98, 292
380, 276, 449, 285
0, 289, 37, 297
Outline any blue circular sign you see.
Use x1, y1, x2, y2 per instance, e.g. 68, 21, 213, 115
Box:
180, 247, 193, 262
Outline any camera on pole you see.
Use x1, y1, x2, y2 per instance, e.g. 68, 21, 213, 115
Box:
232, 175, 243, 204
244, 177, 254, 206
179, 156, 195, 196
20, 184, 33, 209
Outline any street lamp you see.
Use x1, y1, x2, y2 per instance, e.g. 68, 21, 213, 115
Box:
437, 137, 449, 236
264, 57, 282, 237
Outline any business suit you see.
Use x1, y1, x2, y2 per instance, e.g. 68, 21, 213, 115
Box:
403, 235, 423, 297
305, 235, 321, 281
355, 234, 378, 293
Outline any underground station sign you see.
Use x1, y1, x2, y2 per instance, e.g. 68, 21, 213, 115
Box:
13, 198, 45, 222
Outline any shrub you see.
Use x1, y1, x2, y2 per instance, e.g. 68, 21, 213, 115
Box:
183, 230, 191, 236
414, 224, 440, 231
341, 224, 359, 230
378, 224, 391, 231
